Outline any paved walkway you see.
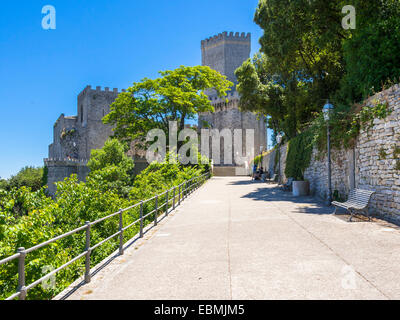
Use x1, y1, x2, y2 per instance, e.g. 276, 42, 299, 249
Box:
63, 177, 400, 300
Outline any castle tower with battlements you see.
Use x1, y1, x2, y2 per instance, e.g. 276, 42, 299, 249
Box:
199, 32, 267, 174
45, 32, 267, 194
45, 86, 144, 195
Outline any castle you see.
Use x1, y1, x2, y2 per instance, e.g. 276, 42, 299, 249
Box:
199, 32, 267, 174
45, 31, 267, 194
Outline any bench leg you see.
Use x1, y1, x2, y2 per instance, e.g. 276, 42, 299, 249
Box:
366, 209, 371, 222
348, 209, 353, 222
332, 206, 337, 215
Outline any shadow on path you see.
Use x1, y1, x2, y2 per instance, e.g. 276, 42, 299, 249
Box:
230, 180, 400, 227
229, 180, 335, 216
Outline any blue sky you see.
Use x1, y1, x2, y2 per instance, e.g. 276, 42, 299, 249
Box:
0, 0, 266, 179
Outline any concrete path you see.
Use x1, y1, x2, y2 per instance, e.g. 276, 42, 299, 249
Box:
64, 177, 400, 300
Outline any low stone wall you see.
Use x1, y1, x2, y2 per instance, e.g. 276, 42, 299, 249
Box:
45, 160, 89, 196
276, 84, 400, 222
304, 148, 355, 201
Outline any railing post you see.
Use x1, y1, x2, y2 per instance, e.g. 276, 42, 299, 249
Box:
84, 221, 91, 283
140, 201, 144, 238
184, 182, 186, 199
154, 195, 158, 226
17, 247, 27, 300
166, 190, 169, 216
119, 209, 124, 255
173, 187, 176, 210
178, 185, 181, 205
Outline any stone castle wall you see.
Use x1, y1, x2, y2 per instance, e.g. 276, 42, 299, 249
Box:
198, 91, 267, 167
46, 85, 149, 196
199, 32, 267, 168
201, 32, 251, 86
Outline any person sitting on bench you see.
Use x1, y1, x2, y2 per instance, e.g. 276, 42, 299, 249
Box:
252, 163, 258, 181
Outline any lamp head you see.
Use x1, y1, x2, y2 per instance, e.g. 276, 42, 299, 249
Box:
323, 100, 334, 121
276, 133, 282, 144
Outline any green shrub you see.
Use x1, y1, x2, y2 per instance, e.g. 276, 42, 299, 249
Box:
7, 167, 45, 192
0, 145, 209, 300
285, 131, 313, 181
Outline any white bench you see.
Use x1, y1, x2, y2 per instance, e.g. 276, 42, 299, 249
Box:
332, 189, 375, 222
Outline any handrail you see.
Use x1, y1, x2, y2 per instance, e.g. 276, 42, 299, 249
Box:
0, 171, 211, 300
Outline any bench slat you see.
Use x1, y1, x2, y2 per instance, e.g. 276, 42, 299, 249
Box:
332, 188, 375, 212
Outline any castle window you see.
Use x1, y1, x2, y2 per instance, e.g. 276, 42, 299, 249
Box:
80, 105, 83, 122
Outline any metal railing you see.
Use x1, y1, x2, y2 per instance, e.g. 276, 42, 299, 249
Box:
0, 171, 211, 300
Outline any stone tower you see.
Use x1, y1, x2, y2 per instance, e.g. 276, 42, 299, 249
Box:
45, 86, 121, 195
199, 32, 267, 173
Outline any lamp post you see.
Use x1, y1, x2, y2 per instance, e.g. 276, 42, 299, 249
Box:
323, 100, 334, 205
276, 133, 282, 185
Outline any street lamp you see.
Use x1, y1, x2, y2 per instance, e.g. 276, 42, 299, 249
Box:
276, 133, 282, 184
323, 100, 334, 205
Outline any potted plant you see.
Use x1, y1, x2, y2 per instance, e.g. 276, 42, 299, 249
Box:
292, 173, 310, 197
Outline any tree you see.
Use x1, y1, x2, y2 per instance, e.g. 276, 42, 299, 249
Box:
87, 138, 135, 196
103, 65, 232, 146
238, 0, 400, 140
235, 53, 285, 135
0, 179, 8, 190
337, 0, 400, 103
237, 0, 349, 138
7, 166, 45, 191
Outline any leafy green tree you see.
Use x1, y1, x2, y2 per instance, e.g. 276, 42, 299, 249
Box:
247, 0, 348, 137
239, 0, 400, 141
103, 65, 233, 145
7, 166, 45, 192
235, 53, 285, 134
0, 179, 8, 190
87, 138, 135, 196
337, 0, 400, 103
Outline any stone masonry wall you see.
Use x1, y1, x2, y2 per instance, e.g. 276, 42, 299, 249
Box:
356, 84, 400, 219
277, 84, 400, 221
261, 144, 288, 182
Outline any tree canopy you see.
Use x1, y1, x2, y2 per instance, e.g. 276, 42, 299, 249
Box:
0, 166, 46, 192
103, 65, 233, 145
236, 0, 400, 140
87, 138, 135, 196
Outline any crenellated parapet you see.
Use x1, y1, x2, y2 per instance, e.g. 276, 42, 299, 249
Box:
78, 85, 126, 98
201, 31, 250, 48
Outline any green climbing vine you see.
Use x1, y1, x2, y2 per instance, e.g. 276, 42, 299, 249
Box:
285, 131, 314, 181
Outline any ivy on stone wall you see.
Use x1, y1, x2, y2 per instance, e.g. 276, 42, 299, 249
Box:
394, 145, 400, 171
285, 131, 313, 181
